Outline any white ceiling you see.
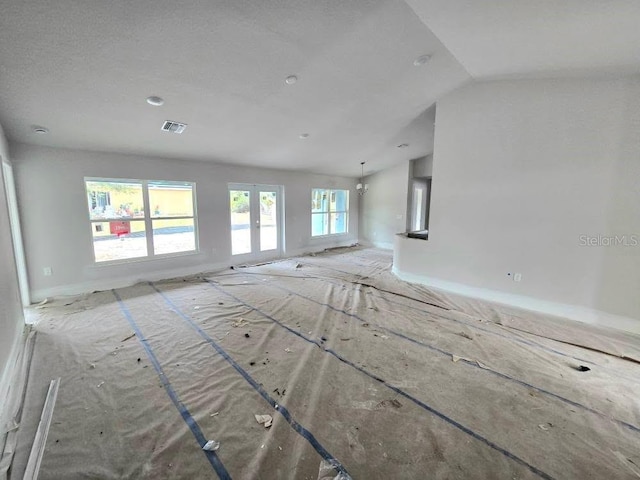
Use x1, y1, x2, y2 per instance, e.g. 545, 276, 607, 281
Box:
0, 0, 468, 177
404, 0, 640, 79
1, 1, 639, 177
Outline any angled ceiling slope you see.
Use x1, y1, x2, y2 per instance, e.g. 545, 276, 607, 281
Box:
0, 0, 470, 176
404, 0, 640, 79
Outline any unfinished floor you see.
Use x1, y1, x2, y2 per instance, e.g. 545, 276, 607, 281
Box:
8, 247, 640, 479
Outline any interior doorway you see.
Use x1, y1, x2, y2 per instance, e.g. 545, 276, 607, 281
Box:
228, 184, 283, 261
2, 160, 30, 305
410, 178, 431, 232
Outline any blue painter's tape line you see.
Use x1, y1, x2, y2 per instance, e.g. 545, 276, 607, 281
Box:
112, 290, 232, 480
148, 283, 350, 479
204, 280, 554, 480
238, 276, 640, 435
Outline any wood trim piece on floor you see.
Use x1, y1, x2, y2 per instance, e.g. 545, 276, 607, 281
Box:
23, 377, 60, 480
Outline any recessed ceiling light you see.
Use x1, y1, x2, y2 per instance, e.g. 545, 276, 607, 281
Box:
299, 133, 310, 139
285, 75, 298, 85
146, 96, 165, 106
397, 143, 409, 148
32, 126, 49, 134
413, 55, 432, 67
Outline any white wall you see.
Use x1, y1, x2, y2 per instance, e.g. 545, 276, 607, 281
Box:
359, 161, 410, 249
11, 143, 359, 301
412, 154, 433, 178
0, 124, 25, 432
394, 77, 640, 327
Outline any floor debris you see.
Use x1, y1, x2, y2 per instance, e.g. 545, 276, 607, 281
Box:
35, 298, 50, 309
611, 450, 640, 477
120, 333, 136, 342
210, 412, 219, 417
202, 440, 220, 451
317, 459, 352, 480
576, 365, 591, 372
255, 414, 273, 428
376, 399, 403, 409
232, 318, 248, 328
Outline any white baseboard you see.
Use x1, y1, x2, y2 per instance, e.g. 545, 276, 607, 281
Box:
0, 328, 34, 478
0, 329, 25, 418
392, 267, 640, 336
288, 238, 359, 258
0, 326, 26, 442
358, 239, 393, 250
30, 261, 231, 303
30, 239, 360, 303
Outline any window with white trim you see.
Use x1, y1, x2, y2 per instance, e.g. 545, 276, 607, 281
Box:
311, 188, 349, 236
85, 178, 197, 263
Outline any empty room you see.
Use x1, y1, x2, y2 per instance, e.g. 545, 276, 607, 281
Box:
1, 1, 640, 479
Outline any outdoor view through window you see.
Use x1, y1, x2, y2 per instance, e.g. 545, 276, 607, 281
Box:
86, 179, 197, 262
312, 188, 349, 236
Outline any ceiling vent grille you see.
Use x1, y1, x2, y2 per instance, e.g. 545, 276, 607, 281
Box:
161, 120, 187, 134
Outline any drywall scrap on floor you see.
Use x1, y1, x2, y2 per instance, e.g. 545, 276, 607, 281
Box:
10, 248, 640, 479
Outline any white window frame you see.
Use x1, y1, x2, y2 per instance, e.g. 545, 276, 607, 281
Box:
85, 177, 199, 264
311, 188, 349, 237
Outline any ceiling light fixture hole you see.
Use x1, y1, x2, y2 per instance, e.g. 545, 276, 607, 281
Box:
413, 55, 432, 67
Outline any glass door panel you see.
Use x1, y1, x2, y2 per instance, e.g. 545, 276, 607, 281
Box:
229, 184, 282, 259
259, 190, 278, 252
230, 189, 252, 255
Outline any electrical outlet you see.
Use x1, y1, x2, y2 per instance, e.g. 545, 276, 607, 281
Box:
43, 267, 52, 276
514, 273, 522, 282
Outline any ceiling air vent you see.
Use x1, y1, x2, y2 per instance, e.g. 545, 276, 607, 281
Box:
161, 120, 187, 134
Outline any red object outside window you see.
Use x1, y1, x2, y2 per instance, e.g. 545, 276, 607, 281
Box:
109, 221, 130, 236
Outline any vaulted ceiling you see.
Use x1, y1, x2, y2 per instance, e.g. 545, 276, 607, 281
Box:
1, 1, 638, 176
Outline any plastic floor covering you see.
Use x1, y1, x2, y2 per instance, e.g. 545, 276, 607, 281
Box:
8, 247, 640, 479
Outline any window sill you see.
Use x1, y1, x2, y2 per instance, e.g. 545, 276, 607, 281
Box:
400, 231, 429, 241
310, 233, 350, 240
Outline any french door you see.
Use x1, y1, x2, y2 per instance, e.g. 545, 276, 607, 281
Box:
229, 184, 283, 261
